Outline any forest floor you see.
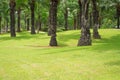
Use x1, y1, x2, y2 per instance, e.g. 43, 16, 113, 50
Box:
0, 29, 120, 80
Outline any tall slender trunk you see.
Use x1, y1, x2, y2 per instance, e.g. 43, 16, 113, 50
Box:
74, 14, 77, 30
64, 7, 68, 30
30, 0, 36, 34
9, 0, 16, 37
49, 0, 59, 46
37, 15, 41, 33
92, 0, 101, 39
89, 12, 92, 28
27, 18, 30, 31
117, 16, 120, 29
78, 0, 91, 46
117, 3, 120, 29
6, 20, 9, 32
78, 0, 82, 29
48, 2, 52, 36
0, 17, 1, 34
17, 7, 21, 32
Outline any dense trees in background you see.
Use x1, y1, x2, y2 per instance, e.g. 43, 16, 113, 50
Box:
0, 0, 120, 46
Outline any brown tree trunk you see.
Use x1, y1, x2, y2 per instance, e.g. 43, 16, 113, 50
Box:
49, 0, 59, 46
6, 20, 9, 32
117, 3, 120, 29
30, 0, 36, 34
64, 7, 68, 30
27, 18, 30, 31
74, 14, 77, 30
117, 16, 120, 29
0, 17, 1, 34
78, 0, 82, 29
37, 15, 42, 33
48, 2, 52, 36
78, 0, 91, 46
9, 0, 16, 37
17, 7, 21, 32
92, 0, 101, 39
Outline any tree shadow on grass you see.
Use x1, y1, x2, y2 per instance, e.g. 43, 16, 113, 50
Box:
0, 32, 48, 41
91, 34, 120, 52
105, 60, 120, 66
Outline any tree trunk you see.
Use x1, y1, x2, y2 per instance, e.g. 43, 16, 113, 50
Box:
37, 15, 41, 33
78, 0, 91, 46
89, 12, 92, 28
6, 20, 9, 32
64, 7, 68, 30
78, 0, 82, 29
30, 0, 36, 34
9, 0, 16, 37
49, 0, 59, 46
117, 16, 120, 29
27, 18, 30, 31
74, 14, 77, 30
0, 17, 1, 34
92, 0, 101, 39
17, 7, 21, 32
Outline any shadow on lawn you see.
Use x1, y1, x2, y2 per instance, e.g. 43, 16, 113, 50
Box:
0, 32, 47, 41
105, 60, 120, 66
92, 34, 120, 51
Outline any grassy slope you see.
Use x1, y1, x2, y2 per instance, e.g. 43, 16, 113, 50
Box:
0, 29, 120, 80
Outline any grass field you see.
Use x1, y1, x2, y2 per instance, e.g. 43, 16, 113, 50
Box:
0, 29, 120, 80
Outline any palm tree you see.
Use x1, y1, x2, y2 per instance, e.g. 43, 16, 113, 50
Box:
29, 0, 36, 34
49, 0, 59, 46
77, 0, 92, 46
92, 0, 101, 39
9, 0, 16, 37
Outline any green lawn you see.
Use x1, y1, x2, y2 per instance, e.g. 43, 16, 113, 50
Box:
0, 29, 120, 80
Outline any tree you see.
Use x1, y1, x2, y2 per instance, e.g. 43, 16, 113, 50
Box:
49, 0, 59, 46
29, 0, 36, 34
9, 0, 16, 37
77, 0, 92, 46
92, 0, 101, 39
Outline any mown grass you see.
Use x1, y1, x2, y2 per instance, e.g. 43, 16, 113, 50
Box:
0, 29, 120, 80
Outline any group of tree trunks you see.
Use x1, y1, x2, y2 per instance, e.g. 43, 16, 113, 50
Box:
9, 0, 101, 46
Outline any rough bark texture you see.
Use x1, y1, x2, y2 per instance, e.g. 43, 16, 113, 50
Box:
64, 7, 68, 30
49, 0, 58, 46
9, 0, 16, 37
30, 0, 36, 34
17, 7, 21, 32
78, 0, 92, 46
92, 0, 101, 39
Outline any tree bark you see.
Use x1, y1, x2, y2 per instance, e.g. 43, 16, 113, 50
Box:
9, 0, 16, 37
92, 0, 101, 39
17, 7, 21, 32
30, 0, 36, 34
64, 7, 68, 30
27, 18, 30, 31
37, 15, 42, 33
78, 0, 82, 29
78, 0, 92, 46
74, 14, 77, 30
117, 16, 120, 29
49, 0, 59, 46
0, 17, 1, 34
